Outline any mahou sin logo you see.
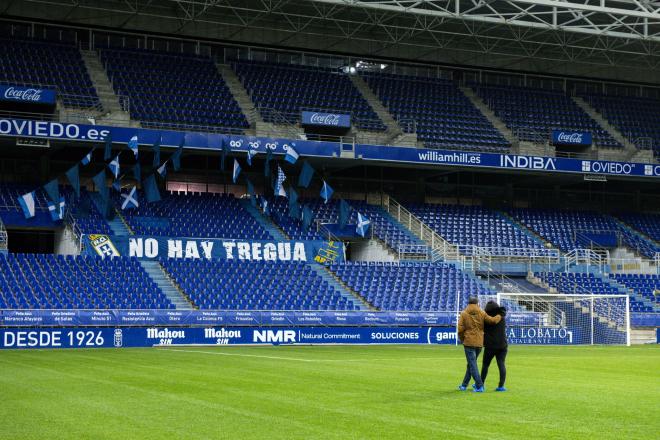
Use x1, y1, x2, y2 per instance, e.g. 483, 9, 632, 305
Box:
4, 87, 44, 102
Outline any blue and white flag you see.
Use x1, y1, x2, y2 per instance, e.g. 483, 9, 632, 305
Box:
81, 149, 93, 166
109, 154, 120, 179
47, 196, 65, 221
356, 212, 370, 237
276, 165, 287, 197
157, 161, 168, 178
320, 180, 334, 204
121, 186, 139, 210
128, 135, 139, 158
284, 144, 299, 164
246, 149, 257, 166
233, 159, 242, 184
18, 191, 36, 219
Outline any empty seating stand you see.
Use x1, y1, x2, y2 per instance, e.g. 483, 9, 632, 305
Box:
267, 197, 423, 253
0, 254, 172, 309
472, 83, 621, 149
407, 203, 547, 254
232, 60, 386, 131
117, 191, 272, 239
100, 47, 248, 131
162, 259, 356, 310
0, 37, 99, 108
536, 271, 651, 313
362, 72, 510, 152
580, 94, 660, 158
0, 183, 111, 234
330, 261, 493, 311
610, 274, 660, 310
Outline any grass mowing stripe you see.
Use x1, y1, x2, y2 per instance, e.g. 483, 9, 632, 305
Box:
0, 345, 658, 439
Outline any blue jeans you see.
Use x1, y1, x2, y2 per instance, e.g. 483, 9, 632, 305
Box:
461, 346, 483, 388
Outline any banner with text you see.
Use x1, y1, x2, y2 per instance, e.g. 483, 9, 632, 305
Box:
1, 118, 659, 179
551, 130, 592, 146
0, 85, 57, 106
0, 325, 590, 349
81, 234, 345, 263
301, 111, 351, 128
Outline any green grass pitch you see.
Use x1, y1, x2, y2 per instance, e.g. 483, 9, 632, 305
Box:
0, 345, 658, 439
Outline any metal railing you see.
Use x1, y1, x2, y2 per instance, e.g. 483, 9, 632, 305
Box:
381, 195, 459, 262
397, 244, 429, 260
463, 245, 561, 263
564, 248, 608, 272
64, 210, 84, 253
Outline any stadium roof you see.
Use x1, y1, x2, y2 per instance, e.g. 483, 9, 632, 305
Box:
5, 0, 660, 81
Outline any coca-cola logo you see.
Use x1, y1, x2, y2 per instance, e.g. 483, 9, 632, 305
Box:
3, 87, 44, 102
309, 113, 341, 126
557, 132, 585, 144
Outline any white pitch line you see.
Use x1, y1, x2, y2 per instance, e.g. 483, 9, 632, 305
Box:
159, 348, 459, 363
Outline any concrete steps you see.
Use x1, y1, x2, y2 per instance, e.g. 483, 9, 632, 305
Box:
349, 75, 417, 147
217, 63, 262, 131
140, 260, 194, 310
309, 263, 375, 311
571, 96, 653, 162
80, 49, 132, 124
239, 199, 288, 240
460, 86, 516, 146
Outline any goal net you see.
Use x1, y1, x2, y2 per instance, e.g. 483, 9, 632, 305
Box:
494, 293, 630, 346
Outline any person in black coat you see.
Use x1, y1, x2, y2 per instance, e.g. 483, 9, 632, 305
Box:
480, 300, 508, 391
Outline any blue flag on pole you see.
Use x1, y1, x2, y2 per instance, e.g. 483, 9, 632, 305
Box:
172, 137, 184, 171
143, 174, 161, 203
298, 161, 315, 188
264, 147, 272, 177
43, 179, 59, 206
284, 144, 299, 164
246, 149, 257, 166
18, 191, 36, 219
247, 179, 256, 207
47, 196, 66, 222
108, 154, 120, 179
65, 164, 80, 198
339, 199, 351, 229
152, 134, 161, 168
121, 186, 139, 210
288, 186, 299, 219
156, 161, 168, 178
233, 159, 242, 184
133, 163, 141, 182
92, 169, 108, 203
276, 165, 287, 197
302, 205, 314, 230
320, 180, 334, 204
220, 136, 229, 172
128, 135, 139, 158
104, 133, 112, 161
81, 148, 94, 166
356, 212, 371, 237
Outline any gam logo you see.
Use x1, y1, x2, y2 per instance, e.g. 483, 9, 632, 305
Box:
253, 330, 296, 344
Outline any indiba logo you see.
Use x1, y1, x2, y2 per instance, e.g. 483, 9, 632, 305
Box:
3, 87, 44, 102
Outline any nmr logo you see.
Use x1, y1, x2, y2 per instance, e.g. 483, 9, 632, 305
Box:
253, 330, 296, 344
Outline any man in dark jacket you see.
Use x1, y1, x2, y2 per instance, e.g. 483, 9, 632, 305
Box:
480, 300, 508, 392
457, 296, 501, 392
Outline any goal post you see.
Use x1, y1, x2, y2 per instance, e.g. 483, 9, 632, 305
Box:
495, 293, 630, 346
